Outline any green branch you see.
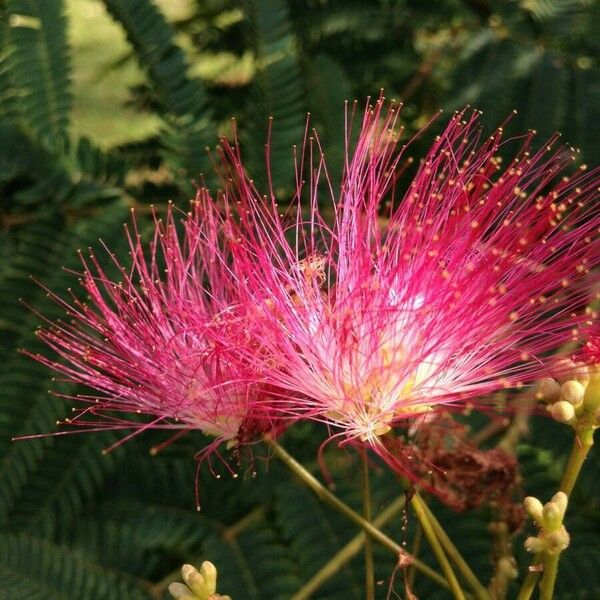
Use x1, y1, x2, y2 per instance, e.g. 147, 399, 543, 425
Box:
290, 495, 406, 600
410, 492, 466, 600
266, 437, 449, 591
361, 447, 375, 600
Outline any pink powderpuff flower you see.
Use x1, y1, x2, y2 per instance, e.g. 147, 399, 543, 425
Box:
23, 199, 273, 472
218, 98, 600, 479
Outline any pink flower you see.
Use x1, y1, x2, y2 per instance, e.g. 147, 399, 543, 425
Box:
24, 96, 600, 495
219, 99, 600, 472
25, 200, 269, 458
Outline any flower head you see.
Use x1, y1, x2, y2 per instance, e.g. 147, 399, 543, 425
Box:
220, 98, 600, 474
24, 97, 600, 494
25, 200, 269, 456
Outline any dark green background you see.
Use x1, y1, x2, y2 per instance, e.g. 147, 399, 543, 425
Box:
0, 1, 599, 598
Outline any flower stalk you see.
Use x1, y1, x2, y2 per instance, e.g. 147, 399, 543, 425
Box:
406, 523, 423, 590
361, 447, 375, 600
265, 437, 449, 590
416, 495, 491, 600
560, 435, 594, 496
410, 492, 466, 600
517, 436, 594, 600
539, 554, 560, 600
537, 439, 594, 600
518, 359, 599, 600
290, 495, 406, 600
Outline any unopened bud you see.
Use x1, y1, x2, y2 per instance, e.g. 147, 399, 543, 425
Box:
551, 491, 568, 516
199, 562, 217, 595
524, 536, 546, 553
524, 492, 570, 559
572, 362, 590, 387
552, 358, 577, 384
542, 502, 562, 530
560, 380, 585, 406
168, 582, 197, 600
169, 561, 228, 600
550, 400, 575, 423
498, 556, 518, 579
537, 377, 561, 403
182, 564, 210, 597
545, 527, 570, 554
524, 496, 544, 524
583, 370, 600, 411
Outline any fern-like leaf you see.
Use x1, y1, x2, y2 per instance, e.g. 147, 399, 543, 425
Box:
243, 0, 306, 192
5, 0, 71, 145
0, 533, 150, 600
102, 0, 214, 191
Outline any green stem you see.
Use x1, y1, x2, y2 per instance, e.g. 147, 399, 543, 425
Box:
290, 496, 406, 600
419, 498, 491, 600
406, 523, 423, 590
539, 437, 594, 599
516, 434, 594, 600
361, 448, 375, 600
266, 437, 449, 590
515, 555, 542, 600
410, 492, 466, 600
559, 436, 594, 495
539, 554, 559, 600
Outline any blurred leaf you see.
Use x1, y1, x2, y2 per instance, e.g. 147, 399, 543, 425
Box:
5, 0, 71, 145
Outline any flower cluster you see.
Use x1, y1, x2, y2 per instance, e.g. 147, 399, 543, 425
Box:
524, 492, 570, 556
169, 561, 231, 600
27, 98, 600, 494
537, 341, 600, 441
25, 201, 272, 456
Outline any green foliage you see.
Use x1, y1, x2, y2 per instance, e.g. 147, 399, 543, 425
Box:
0, 533, 150, 600
242, 0, 305, 191
102, 0, 214, 190
5, 0, 71, 144
0, 0, 599, 598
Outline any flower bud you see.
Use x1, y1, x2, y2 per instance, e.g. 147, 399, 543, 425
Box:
542, 502, 562, 531
536, 377, 561, 403
550, 491, 568, 516
524, 536, 546, 553
572, 362, 590, 387
524, 496, 544, 524
524, 492, 570, 558
583, 368, 600, 411
497, 556, 518, 579
545, 527, 570, 554
549, 400, 575, 423
168, 582, 197, 600
169, 561, 228, 600
560, 380, 585, 406
182, 564, 210, 597
552, 358, 577, 384
199, 561, 217, 595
